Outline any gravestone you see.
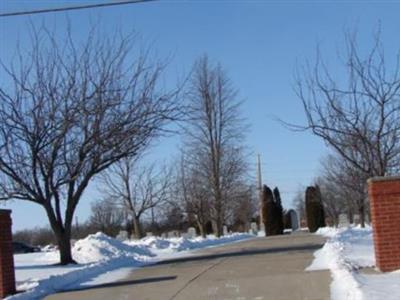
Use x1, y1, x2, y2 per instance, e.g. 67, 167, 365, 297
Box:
187, 227, 196, 239
353, 214, 360, 225
167, 231, 179, 238
250, 222, 258, 235
116, 230, 128, 241
161, 232, 167, 238
223, 225, 228, 236
338, 214, 349, 227
146, 232, 153, 237
289, 210, 299, 231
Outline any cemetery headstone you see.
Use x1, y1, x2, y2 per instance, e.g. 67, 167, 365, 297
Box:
116, 230, 128, 241
338, 214, 349, 227
223, 225, 228, 236
167, 231, 179, 238
353, 214, 360, 225
187, 227, 196, 239
289, 210, 299, 231
250, 222, 258, 235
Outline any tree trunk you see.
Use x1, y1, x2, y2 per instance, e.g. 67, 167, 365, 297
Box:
132, 216, 143, 239
212, 218, 223, 237
215, 199, 224, 237
55, 230, 76, 265
347, 209, 354, 224
196, 220, 206, 238
358, 201, 365, 228
45, 204, 76, 265
334, 214, 339, 228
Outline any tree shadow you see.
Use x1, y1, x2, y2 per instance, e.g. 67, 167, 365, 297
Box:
55, 276, 178, 293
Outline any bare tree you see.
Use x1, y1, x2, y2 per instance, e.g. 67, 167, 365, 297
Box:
319, 154, 369, 227
230, 184, 256, 232
292, 30, 400, 178
315, 174, 345, 227
175, 153, 210, 237
101, 159, 171, 239
0, 26, 181, 264
183, 56, 249, 237
292, 188, 306, 225
89, 198, 124, 237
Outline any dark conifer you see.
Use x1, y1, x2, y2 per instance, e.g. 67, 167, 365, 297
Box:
305, 186, 326, 232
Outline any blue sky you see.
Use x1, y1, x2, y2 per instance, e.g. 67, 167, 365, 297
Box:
1, 0, 399, 231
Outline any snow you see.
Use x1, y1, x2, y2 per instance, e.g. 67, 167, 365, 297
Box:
7, 232, 254, 300
307, 226, 400, 300
126, 233, 253, 257
44, 232, 154, 264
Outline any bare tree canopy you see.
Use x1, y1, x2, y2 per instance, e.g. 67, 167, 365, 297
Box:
101, 158, 171, 239
318, 154, 369, 227
174, 152, 211, 237
0, 25, 182, 264
292, 29, 400, 177
182, 55, 249, 237
89, 198, 124, 237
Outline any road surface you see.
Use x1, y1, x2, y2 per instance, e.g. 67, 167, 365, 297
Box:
46, 232, 330, 300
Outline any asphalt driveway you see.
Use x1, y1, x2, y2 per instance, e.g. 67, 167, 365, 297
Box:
46, 232, 330, 300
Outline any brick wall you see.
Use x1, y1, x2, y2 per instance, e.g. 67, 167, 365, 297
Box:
368, 176, 400, 272
0, 209, 16, 298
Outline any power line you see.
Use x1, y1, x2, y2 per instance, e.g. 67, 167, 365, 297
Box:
0, 0, 157, 17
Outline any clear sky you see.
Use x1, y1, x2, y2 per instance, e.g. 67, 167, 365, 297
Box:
1, 0, 399, 231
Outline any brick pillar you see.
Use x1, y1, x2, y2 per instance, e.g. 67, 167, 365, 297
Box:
0, 209, 16, 298
368, 176, 400, 272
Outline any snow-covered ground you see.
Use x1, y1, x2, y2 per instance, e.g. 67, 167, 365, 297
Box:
307, 226, 400, 300
8, 232, 254, 300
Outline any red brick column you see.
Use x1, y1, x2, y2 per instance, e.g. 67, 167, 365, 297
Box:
368, 176, 400, 272
0, 209, 16, 298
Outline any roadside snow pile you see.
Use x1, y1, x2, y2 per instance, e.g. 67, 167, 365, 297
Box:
9, 232, 254, 300
10, 233, 155, 300
127, 233, 254, 257
72, 232, 153, 263
43, 232, 154, 264
172, 233, 254, 252
308, 226, 400, 300
311, 226, 375, 269
314, 226, 341, 238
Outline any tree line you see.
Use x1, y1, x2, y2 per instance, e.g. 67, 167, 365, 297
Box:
2, 23, 399, 265
1, 24, 256, 263
289, 28, 400, 228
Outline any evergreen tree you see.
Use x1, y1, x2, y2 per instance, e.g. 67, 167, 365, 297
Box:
262, 185, 273, 236
263, 185, 284, 236
273, 187, 284, 234
305, 186, 326, 232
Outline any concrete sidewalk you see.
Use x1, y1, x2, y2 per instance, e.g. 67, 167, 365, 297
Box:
46, 233, 330, 300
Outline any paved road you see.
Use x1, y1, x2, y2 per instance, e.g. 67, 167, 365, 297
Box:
46, 233, 330, 300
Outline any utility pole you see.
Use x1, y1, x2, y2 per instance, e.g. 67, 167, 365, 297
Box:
256, 154, 264, 230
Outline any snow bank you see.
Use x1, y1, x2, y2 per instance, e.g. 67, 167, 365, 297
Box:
43, 232, 154, 264
8, 232, 254, 300
72, 232, 153, 263
127, 233, 253, 254
10, 233, 156, 300
308, 226, 400, 300
9, 256, 146, 300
